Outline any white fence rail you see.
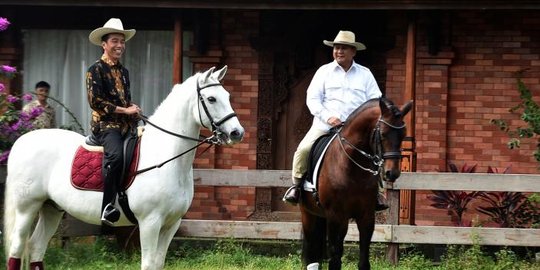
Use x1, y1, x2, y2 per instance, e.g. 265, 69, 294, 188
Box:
61, 170, 540, 263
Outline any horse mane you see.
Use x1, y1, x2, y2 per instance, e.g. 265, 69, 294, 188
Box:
344, 97, 402, 124
344, 98, 380, 123
148, 72, 202, 119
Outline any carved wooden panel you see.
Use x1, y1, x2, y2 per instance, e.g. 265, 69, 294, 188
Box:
399, 138, 416, 225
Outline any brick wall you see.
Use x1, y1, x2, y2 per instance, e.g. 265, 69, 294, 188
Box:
186, 10, 259, 220
448, 11, 540, 175
183, 10, 540, 225
386, 11, 540, 226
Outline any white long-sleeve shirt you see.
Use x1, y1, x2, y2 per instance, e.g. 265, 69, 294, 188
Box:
306, 60, 382, 131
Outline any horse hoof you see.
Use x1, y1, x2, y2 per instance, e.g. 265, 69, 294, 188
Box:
307, 262, 319, 270
30, 261, 44, 270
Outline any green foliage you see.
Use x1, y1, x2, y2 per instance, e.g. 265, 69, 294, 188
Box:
439, 243, 539, 270
491, 75, 540, 165
440, 243, 493, 270
2, 237, 539, 269
397, 251, 434, 270
492, 248, 520, 270
525, 193, 540, 228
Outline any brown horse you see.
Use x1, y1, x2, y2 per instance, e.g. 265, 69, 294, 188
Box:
300, 97, 413, 270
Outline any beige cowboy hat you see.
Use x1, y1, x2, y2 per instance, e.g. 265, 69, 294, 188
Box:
88, 18, 136, 46
323, 30, 366, 51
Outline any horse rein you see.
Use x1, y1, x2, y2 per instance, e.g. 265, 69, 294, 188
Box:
338, 132, 382, 175
337, 116, 406, 175
134, 82, 239, 175
140, 115, 207, 143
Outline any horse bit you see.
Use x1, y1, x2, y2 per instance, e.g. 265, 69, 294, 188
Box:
337, 117, 406, 175
135, 81, 237, 175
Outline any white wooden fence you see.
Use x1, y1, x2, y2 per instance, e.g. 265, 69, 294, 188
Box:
61, 169, 540, 263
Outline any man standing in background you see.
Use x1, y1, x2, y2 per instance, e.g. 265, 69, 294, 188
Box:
23, 81, 56, 129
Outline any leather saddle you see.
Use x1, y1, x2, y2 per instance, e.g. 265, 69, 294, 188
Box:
303, 127, 341, 193
71, 130, 141, 192
70, 128, 143, 224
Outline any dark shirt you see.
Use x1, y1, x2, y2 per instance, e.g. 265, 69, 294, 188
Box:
86, 54, 136, 135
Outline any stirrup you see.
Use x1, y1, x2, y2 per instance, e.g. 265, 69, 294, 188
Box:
282, 185, 300, 205
101, 203, 120, 226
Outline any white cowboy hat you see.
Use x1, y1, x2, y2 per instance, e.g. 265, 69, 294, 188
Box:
323, 30, 366, 51
88, 18, 136, 46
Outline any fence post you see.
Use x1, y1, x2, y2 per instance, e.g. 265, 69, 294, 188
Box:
385, 182, 399, 265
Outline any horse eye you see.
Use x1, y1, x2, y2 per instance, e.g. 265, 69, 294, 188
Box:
207, 96, 216, 103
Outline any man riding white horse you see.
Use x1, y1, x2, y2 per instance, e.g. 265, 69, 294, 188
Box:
87, 18, 142, 226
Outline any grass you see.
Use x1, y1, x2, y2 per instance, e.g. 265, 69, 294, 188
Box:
1, 237, 539, 269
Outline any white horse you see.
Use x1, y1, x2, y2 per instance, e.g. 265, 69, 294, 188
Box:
4, 66, 244, 270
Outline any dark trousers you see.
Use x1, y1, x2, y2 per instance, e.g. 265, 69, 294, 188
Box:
95, 129, 124, 213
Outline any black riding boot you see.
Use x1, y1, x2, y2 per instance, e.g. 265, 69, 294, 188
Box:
283, 182, 301, 205
97, 130, 124, 226
101, 165, 120, 226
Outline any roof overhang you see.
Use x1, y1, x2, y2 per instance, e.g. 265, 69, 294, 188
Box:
2, 0, 540, 10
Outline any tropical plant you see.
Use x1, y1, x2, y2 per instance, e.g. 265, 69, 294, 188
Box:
428, 162, 481, 226
476, 192, 530, 228
475, 165, 539, 228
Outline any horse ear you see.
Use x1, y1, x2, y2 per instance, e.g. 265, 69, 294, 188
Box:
199, 66, 216, 84
400, 100, 414, 117
212, 65, 228, 82
379, 97, 391, 115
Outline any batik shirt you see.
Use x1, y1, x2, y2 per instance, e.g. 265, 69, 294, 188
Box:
86, 54, 137, 135
22, 100, 56, 129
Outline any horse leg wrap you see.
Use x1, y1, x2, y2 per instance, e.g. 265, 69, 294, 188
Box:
7, 257, 21, 270
30, 261, 45, 270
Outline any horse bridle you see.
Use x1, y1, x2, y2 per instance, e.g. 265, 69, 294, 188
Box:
338, 116, 406, 175
197, 82, 238, 144
140, 82, 237, 143
135, 81, 238, 175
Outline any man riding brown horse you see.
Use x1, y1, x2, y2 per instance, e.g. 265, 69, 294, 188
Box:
283, 30, 388, 211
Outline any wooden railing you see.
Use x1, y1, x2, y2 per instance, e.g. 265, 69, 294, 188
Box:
61, 169, 540, 264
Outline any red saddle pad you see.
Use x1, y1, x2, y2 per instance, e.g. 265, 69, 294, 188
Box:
70, 140, 141, 191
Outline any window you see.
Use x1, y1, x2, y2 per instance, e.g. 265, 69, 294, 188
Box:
22, 29, 185, 134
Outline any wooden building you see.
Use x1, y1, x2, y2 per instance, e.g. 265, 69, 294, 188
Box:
1, 1, 540, 226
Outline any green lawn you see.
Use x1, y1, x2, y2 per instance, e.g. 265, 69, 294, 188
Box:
2, 237, 539, 270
